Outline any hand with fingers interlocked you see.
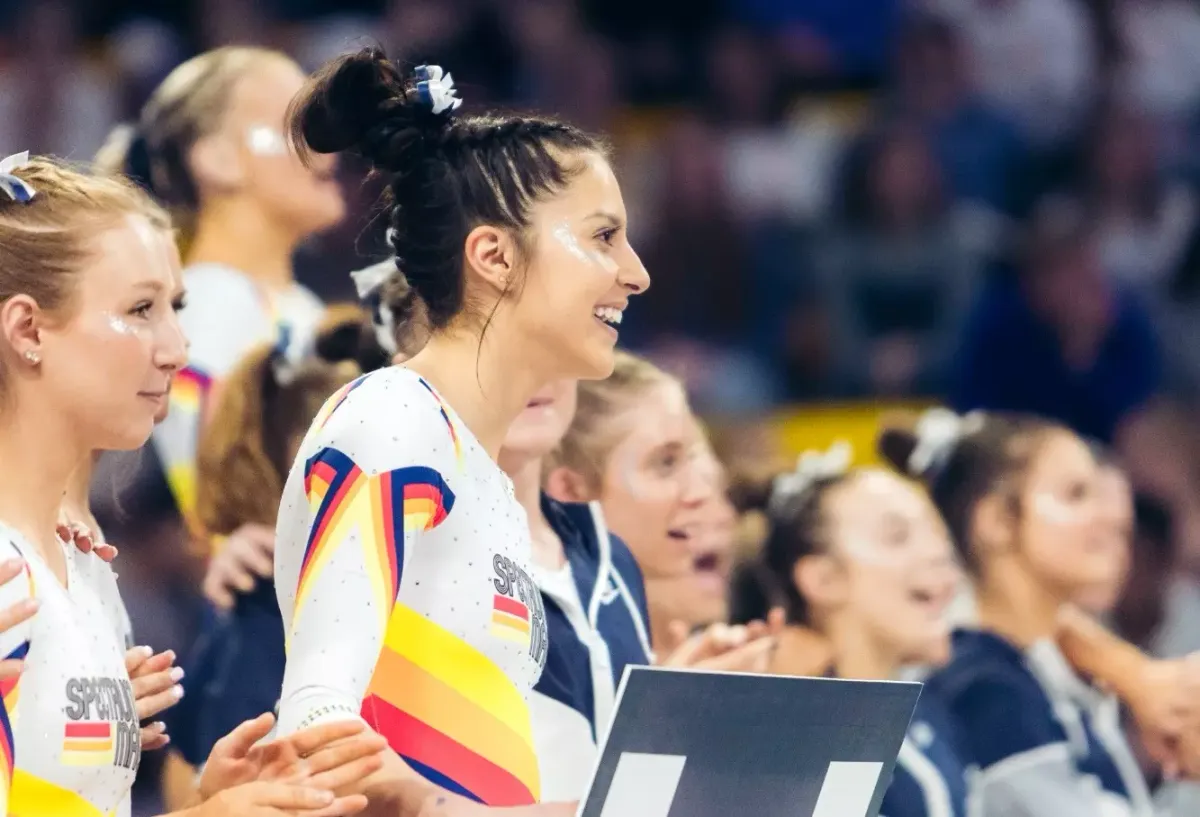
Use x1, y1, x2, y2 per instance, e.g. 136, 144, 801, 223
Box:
124, 645, 185, 751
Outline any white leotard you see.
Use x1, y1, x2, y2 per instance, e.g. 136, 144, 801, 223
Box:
0, 528, 137, 817
275, 367, 548, 805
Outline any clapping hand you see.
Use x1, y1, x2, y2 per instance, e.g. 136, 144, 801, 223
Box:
658, 609, 785, 673
198, 713, 385, 817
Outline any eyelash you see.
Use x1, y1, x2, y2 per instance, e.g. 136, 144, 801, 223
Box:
130, 301, 153, 318
597, 228, 618, 245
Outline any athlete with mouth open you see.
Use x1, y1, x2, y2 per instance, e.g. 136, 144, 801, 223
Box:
545, 352, 779, 658
734, 440, 968, 817
492, 369, 776, 802
882, 409, 1155, 817
644, 425, 740, 633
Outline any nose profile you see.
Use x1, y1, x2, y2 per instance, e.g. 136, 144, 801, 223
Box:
621, 246, 651, 295
155, 312, 189, 372
680, 453, 718, 508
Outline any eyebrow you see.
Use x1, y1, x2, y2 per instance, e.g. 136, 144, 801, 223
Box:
132, 280, 165, 293
584, 210, 623, 228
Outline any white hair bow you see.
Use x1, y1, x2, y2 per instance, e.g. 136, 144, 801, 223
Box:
770, 441, 853, 513
0, 152, 36, 203
351, 259, 400, 356
414, 64, 463, 116
908, 408, 984, 476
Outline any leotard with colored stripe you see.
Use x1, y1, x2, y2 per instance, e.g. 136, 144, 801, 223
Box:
0, 528, 138, 817
151, 263, 324, 521
275, 367, 548, 805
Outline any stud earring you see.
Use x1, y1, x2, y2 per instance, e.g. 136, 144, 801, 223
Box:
23, 349, 39, 365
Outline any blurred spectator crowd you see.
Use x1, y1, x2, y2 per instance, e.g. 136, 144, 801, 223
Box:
12, 0, 1200, 806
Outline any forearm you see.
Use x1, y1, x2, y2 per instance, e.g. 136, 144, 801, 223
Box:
358, 749, 441, 817
161, 750, 203, 812
1055, 605, 1147, 696
361, 753, 578, 817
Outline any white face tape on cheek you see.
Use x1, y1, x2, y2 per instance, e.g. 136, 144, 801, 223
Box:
103, 313, 138, 336
616, 445, 653, 500
246, 126, 288, 157
552, 223, 619, 274
1031, 491, 1088, 525
839, 534, 910, 568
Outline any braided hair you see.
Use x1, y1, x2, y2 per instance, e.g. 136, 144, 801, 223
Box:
288, 47, 607, 332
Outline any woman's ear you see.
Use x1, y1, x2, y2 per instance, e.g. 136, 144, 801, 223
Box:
0, 294, 42, 365
544, 465, 594, 504
463, 224, 517, 296
972, 492, 1017, 560
793, 554, 848, 615
189, 133, 245, 193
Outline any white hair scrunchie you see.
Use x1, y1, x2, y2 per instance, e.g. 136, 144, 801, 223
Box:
0, 151, 36, 203
769, 440, 853, 514
414, 65, 463, 116
908, 408, 985, 476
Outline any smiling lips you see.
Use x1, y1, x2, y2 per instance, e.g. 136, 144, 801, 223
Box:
593, 305, 623, 330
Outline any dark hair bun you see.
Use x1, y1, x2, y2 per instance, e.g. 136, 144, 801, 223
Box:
289, 46, 440, 169
728, 473, 775, 514
877, 419, 920, 477
314, 304, 390, 373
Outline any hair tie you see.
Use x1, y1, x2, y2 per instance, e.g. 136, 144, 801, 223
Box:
0, 152, 36, 203
413, 64, 463, 116
769, 441, 853, 515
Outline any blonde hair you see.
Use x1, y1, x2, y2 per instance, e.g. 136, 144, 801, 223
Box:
548, 351, 679, 489
101, 47, 293, 221
0, 157, 169, 326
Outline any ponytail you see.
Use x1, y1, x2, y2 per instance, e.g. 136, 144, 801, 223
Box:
196, 346, 281, 537
195, 316, 366, 540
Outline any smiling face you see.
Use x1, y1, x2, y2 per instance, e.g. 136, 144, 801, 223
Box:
587, 378, 697, 579
34, 215, 188, 450
508, 152, 650, 380
646, 433, 738, 628
1012, 430, 1112, 600
813, 470, 961, 666
1084, 464, 1133, 613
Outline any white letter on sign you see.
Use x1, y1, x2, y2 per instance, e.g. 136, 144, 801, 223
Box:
811, 761, 883, 817
595, 755, 882, 817
598, 752, 687, 817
